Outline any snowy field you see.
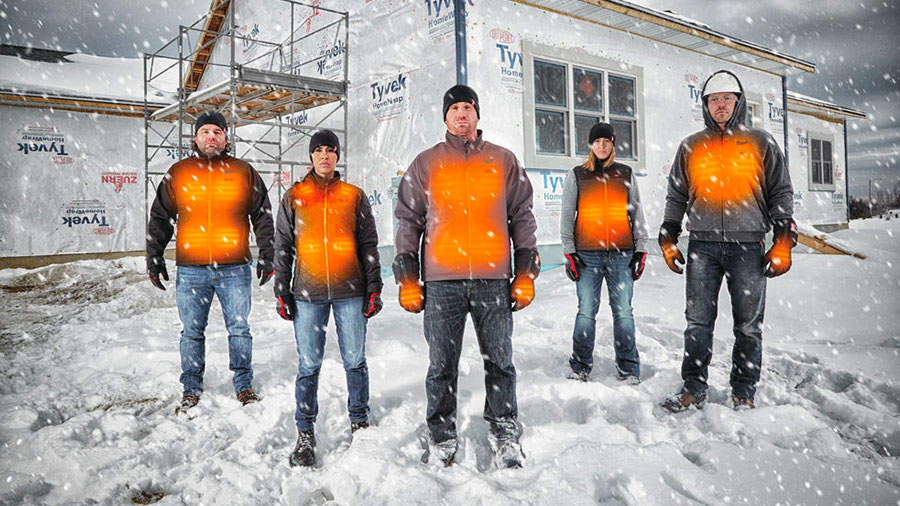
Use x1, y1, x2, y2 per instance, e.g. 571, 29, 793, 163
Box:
1, 218, 898, 505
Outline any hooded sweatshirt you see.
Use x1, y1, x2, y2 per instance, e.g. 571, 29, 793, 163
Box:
662, 70, 794, 242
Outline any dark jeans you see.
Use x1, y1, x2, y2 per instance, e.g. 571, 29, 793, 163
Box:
682, 240, 766, 400
569, 249, 639, 377
176, 263, 253, 397
423, 279, 518, 443
292, 297, 369, 432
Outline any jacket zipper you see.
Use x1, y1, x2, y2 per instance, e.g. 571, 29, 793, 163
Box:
464, 142, 473, 279
323, 182, 331, 299
603, 175, 609, 248
720, 132, 726, 241
207, 163, 213, 265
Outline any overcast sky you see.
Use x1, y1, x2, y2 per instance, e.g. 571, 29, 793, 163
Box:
2, 0, 897, 197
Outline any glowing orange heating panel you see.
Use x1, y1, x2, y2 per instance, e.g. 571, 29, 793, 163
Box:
575, 176, 633, 250
426, 156, 509, 277
687, 136, 762, 210
291, 180, 362, 293
170, 159, 252, 265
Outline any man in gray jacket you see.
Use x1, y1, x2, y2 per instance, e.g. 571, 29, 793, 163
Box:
659, 70, 797, 412
393, 85, 539, 468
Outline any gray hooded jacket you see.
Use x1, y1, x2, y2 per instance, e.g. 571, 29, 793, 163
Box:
662, 70, 794, 242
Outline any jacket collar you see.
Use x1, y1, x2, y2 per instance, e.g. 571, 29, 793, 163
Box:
194, 152, 230, 163
445, 129, 485, 152
303, 169, 342, 187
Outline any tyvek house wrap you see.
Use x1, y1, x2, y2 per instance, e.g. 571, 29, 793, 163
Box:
464, 0, 787, 249
195, 0, 458, 248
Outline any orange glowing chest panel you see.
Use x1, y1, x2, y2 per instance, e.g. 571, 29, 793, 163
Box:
426, 155, 508, 274
687, 136, 763, 209
171, 160, 252, 265
575, 174, 633, 250
291, 182, 360, 289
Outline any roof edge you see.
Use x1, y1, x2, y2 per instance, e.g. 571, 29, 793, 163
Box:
577, 0, 816, 74
787, 91, 867, 120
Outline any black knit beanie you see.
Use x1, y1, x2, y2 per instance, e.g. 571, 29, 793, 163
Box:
309, 129, 340, 162
195, 111, 228, 135
588, 122, 614, 145
443, 85, 480, 120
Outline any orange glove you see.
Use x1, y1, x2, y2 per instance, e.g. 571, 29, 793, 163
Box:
764, 219, 798, 278
398, 281, 424, 313
393, 252, 424, 313
510, 275, 535, 312
658, 221, 685, 274
661, 242, 685, 274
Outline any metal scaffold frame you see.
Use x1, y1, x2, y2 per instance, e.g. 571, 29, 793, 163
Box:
143, 0, 349, 235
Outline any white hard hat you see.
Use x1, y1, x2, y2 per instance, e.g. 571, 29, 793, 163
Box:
702, 72, 741, 97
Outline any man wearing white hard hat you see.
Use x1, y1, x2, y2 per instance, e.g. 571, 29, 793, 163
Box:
657, 70, 797, 412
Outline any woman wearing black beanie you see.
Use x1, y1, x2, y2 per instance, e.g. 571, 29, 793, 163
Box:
558, 122, 650, 384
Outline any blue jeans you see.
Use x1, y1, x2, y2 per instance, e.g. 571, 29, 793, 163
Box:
423, 279, 518, 444
176, 263, 253, 396
292, 297, 369, 432
682, 240, 766, 400
569, 250, 639, 377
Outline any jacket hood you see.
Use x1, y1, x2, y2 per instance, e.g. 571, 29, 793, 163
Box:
701, 70, 747, 132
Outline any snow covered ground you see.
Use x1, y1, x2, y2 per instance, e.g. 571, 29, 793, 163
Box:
1, 218, 898, 505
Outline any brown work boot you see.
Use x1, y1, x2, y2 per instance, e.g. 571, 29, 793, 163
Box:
236, 389, 260, 406
732, 395, 756, 410
660, 390, 706, 413
175, 394, 199, 414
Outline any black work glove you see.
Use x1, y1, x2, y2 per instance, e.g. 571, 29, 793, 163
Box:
564, 253, 585, 282
276, 292, 295, 321
362, 292, 383, 318
658, 221, 685, 275
629, 251, 648, 280
148, 257, 168, 291
257, 259, 274, 286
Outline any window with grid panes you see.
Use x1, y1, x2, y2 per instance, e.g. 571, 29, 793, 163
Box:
809, 136, 834, 189
532, 58, 638, 160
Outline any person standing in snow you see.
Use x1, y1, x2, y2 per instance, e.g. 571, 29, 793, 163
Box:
393, 85, 540, 468
146, 111, 275, 413
658, 70, 797, 412
560, 123, 650, 384
273, 129, 383, 468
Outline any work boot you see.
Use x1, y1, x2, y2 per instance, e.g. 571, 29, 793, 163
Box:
732, 395, 756, 410
660, 390, 706, 413
567, 370, 589, 382
236, 389, 260, 406
289, 430, 316, 467
175, 395, 199, 415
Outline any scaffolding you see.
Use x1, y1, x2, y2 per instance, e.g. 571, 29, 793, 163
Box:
143, 0, 349, 233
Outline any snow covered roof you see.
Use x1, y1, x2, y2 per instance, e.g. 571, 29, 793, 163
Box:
787, 90, 867, 120
0, 48, 173, 117
515, 0, 817, 74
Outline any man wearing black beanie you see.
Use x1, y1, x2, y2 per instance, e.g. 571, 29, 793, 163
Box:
146, 109, 274, 413
394, 85, 538, 469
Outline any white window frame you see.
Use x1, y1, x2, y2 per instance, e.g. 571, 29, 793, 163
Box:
522, 41, 645, 172
743, 93, 762, 128
808, 132, 836, 191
